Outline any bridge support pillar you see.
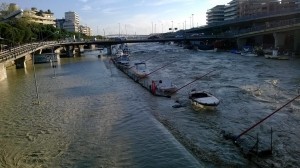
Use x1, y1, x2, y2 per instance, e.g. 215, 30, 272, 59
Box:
273, 32, 286, 49
294, 30, 300, 56
237, 38, 247, 50
75, 45, 81, 56
15, 56, 26, 69
79, 45, 84, 53
66, 45, 74, 57
90, 44, 95, 50
106, 46, 112, 55
0, 63, 7, 81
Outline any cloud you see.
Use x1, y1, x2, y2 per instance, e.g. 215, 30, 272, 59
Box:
102, 7, 122, 15
81, 5, 92, 11
78, 0, 88, 2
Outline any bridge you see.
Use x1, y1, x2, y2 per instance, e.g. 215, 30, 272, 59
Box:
1, 10, 300, 81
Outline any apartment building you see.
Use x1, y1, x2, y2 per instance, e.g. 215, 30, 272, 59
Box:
79, 25, 92, 36
63, 11, 79, 32
207, 0, 300, 24
22, 8, 56, 26
206, 5, 226, 25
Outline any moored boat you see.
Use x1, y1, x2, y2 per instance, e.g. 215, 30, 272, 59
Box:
241, 46, 258, 57
155, 80, 178, 94
130, 62, 150, 78
115, 54, 130, 67
188, 90, 220, 110
264, 50, 289, 60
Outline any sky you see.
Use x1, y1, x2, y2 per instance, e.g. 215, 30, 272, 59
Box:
5, 0, 231, 35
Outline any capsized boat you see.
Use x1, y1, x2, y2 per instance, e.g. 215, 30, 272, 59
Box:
188, 90, 220, 110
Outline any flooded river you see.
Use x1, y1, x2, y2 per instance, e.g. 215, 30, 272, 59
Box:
1, 42, 300, 167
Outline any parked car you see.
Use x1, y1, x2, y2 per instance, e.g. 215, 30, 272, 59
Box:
148, 35, 160, 39
175, 35, 184, 38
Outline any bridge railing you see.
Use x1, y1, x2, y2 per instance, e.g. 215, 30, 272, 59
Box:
231, 17, 300, 37
0, 41, 58, 62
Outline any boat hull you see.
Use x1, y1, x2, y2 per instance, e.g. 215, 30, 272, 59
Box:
189, 91, 219, 110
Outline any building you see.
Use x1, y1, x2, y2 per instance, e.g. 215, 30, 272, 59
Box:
206, 5, 226, 25
210, 0, 300, 23
79, 25, 92, 36
22, 8, 56, 26
224, 0, 240, 21
63, 11, 79, 32
55, 19, 65, 29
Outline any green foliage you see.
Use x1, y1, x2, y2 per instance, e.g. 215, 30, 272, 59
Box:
0, 17, 85, 46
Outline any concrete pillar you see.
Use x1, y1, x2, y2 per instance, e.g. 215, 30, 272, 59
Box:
294, 30, 300, 56
0, 63, 7, 81
237, 38, 247, 50
15, 56, 26, 69
66, 45, 74, 57
273, 32, 286, 49
79, 45, 84, 52
106, 46, 112, 55
90, 44, 95, 50
38, 49, 43, 54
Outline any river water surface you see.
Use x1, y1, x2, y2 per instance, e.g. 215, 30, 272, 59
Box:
1, 43, 300, 168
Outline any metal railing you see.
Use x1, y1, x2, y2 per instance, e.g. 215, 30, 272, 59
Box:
0, 41, 58, 62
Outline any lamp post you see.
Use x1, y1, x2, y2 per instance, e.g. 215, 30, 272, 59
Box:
31, 37, 40, 105
118, 23, 120, 37
192, 14, 194, 28
0, 37, 4, 52
51, 46, 57, 78
172, 21, 173, 32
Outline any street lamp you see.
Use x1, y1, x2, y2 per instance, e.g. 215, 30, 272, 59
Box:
118, 23, 120, 37
192, 14, 194, 28
0, 37, 4, 52
31, 37, 40, 105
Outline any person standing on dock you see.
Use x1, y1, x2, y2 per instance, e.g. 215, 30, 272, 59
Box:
151, 80, 157, 95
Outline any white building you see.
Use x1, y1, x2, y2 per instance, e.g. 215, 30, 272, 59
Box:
224, 0, 240, 21
79, 25, 92, 36
64, 11, 79, 32
206, 5, 226, 25
22, 8, 56, 26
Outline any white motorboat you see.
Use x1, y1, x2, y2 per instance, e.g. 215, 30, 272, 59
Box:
188, 90, 220, 110
116, 54, 130, 67
155, 80, 178, 94
131, 62, 150, 78
264, 50, 289, 60
241, 46, 257, 57
115, 49, 124, 57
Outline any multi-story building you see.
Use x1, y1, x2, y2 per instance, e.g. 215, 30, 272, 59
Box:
79, 25, 92, 36
239, 0, 280, 17
224, 0, 240, 21
210, 0, 300, 23
22, 8, 56, 26
206, 5, 226, 25
63, 11, 79, 32
55, 19, 65, 29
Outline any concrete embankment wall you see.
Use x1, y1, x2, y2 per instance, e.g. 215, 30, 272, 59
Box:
0, 54, 32, 81
0, 63, 7, 81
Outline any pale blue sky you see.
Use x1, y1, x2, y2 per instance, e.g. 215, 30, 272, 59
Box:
6, 0, 231, 35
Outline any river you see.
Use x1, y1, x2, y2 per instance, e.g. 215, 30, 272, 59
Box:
1, 42, 300, 168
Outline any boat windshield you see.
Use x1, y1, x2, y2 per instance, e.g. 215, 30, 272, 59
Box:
136, 63, 146, 70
